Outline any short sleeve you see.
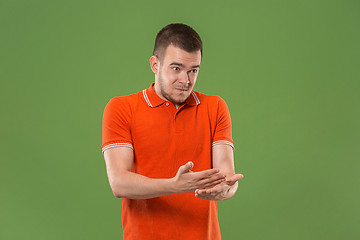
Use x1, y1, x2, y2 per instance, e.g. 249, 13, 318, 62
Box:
102, 97, 133, 154
212, 97, 234, 150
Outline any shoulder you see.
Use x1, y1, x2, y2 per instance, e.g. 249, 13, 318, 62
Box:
193, 91, 228, 108
105, 92, 142, 110
108, 92, 138, 104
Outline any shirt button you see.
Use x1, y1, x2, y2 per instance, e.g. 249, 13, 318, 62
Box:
166, 102, 170, 106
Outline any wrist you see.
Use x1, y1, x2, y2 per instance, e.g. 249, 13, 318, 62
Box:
225, 181, 238, 199
166, 177, 177, 194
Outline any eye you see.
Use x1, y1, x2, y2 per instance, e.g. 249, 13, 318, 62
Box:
172, 67, 180, 71
190, 69, 198, 73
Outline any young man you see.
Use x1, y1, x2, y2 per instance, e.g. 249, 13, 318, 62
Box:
102, 23, 243, 240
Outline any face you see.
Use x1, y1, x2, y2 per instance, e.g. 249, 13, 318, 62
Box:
153, 44, 201, 108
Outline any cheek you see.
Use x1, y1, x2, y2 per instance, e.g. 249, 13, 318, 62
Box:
190, 74, 198, 83
168, 74, 179, 84
163, 70, 177, 80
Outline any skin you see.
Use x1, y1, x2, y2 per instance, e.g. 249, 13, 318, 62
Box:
104, 147, 226, 199
196, 144, 243, 201
150, 44, 201, 109
103, 44, 243, 200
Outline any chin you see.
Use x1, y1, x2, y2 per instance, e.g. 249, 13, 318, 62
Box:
177, 97, 189, 104
167, 92, 191, 105
170, 96, 184, 104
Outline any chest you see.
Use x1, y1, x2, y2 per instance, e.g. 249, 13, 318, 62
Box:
130, 104, 216, 175
133, 105, 215, 146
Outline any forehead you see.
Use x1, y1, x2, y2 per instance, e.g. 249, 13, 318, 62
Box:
162, 44, 201, 67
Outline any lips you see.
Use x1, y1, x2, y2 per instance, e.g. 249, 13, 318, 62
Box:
174, 86, 189, 92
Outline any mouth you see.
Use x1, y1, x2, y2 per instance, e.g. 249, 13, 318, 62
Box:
174, 87, 189, 92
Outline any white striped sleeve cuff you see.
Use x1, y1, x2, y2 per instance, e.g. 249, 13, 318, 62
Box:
102, 143, 134, 154
212, 140, 235, 150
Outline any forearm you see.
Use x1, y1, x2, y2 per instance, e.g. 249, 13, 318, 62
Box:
104, 147, 225, 200
209, 144, 242, 200
110, 170, 175, 199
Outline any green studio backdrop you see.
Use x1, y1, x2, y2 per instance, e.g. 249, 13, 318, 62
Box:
1, 0, 359, 239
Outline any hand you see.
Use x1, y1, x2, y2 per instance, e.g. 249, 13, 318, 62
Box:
172, 161, 226, 193
195, 174, 244, 201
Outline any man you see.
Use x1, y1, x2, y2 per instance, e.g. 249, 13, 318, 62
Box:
102, 23, 243, 240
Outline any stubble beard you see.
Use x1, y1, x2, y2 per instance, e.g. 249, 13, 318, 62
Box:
158, 69, 191, 106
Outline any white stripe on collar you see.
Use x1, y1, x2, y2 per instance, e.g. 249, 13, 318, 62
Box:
143, 89, 199, 107
142, 89, 153, 107
192, 91, 201, 105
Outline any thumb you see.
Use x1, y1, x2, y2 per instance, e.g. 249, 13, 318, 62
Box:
225, 174, 244, 185
178, 161, 194, 174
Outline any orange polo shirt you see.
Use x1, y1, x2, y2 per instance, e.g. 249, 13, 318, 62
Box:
102, 83, 234, 240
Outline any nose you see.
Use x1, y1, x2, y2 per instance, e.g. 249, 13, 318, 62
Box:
178, 71, 190, 85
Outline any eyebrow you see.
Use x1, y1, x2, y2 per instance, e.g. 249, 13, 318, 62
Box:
169, 62, 200, 68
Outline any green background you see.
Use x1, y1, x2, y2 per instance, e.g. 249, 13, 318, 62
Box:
1, 0, 359, 239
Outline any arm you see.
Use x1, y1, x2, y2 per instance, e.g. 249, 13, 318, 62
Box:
195, 144, 243, 201
104, 146, 226, 199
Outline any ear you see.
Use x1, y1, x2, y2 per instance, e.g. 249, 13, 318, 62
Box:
150, 55, 159, 75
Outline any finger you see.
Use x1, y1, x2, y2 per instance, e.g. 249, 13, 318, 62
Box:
203, 189, 212, 194
195, 189, 205, 197
195, 193, 208, 200
200, 172, 226, 181
202, 178, 225, 189
198, 172, 225, 185
197, 184, 217, 195
228, 173, 243, 181
196, 189, 207, 195
178, 161, 194, 174
225, 174, 244, 185
194, 168, 220, 179
196, 195, 212, 200
195, 193, 208, 199
195, 190, 214, 200
196, 185, 224, 200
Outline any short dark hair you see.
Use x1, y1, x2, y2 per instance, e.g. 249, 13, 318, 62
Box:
153, 23, 203, 61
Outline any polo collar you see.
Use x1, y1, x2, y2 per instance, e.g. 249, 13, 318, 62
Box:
142, 83, 200, 108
